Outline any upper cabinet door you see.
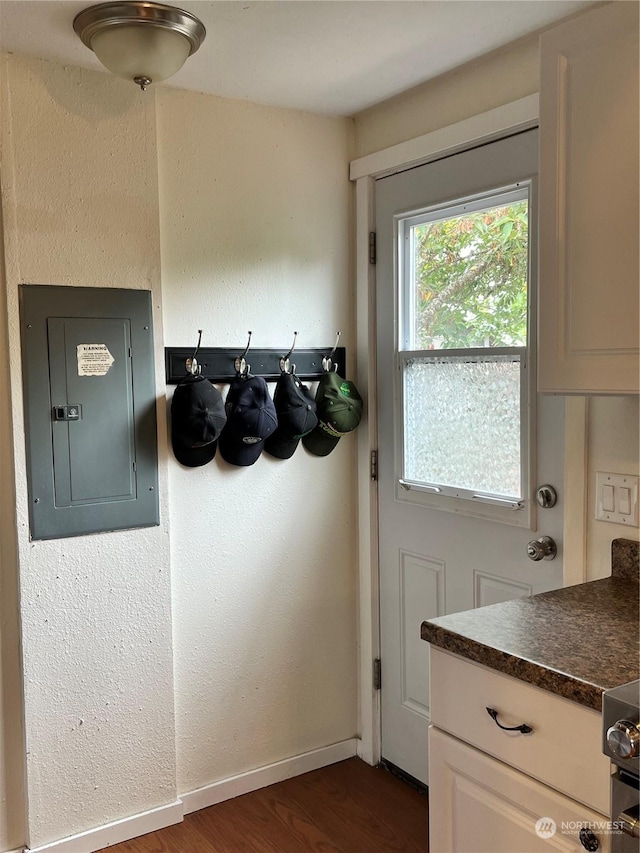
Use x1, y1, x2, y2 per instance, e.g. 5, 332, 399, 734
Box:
539, 2, 639, 394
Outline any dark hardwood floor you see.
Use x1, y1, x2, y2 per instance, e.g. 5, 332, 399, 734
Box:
106, 758, 428, 852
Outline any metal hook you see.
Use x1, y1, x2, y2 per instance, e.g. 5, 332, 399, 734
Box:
279, 331, 298, 373
234, 330, 252, 377
186, 329, 203, 375
322, 331, 341, 372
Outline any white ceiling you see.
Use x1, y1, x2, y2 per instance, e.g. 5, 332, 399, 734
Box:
0, 0, 597, 115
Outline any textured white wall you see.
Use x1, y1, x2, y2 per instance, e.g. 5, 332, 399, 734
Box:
0, 169, 26, 853
0, 50, 358, 846
0, 54, 176, 848
156, 88, 358, 794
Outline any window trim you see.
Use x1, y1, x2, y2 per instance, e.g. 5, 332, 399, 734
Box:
391, 180, 537, 529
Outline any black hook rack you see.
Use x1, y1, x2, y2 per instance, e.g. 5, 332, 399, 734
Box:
165, 342, 346, 384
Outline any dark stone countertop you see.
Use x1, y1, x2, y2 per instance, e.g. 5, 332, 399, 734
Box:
421, 539, 639, 711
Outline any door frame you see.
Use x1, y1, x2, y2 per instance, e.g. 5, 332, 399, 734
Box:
350, 93, 588, 767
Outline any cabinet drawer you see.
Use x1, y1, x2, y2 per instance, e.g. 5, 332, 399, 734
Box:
430, 648, 610, 814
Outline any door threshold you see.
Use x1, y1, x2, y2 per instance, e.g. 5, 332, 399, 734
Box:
379, 758, 428, 796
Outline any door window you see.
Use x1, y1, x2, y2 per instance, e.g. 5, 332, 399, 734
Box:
397, 185, 533, 521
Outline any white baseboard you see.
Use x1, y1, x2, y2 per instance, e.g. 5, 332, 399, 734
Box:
23, 738, 360, 852
181, 737, 359, 815
25, 800, 183, 853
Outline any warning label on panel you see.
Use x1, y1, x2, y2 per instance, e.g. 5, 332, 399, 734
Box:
77, 344, 115, 377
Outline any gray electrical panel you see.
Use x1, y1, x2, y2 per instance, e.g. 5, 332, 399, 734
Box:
20, 285, 159, 540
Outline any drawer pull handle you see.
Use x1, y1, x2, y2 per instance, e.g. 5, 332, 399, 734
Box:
486, 707, 533, 734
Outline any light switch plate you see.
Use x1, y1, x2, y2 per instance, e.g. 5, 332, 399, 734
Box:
595, 472, 639, 526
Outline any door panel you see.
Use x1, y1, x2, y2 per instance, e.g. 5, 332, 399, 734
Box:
375, 130, 564, 784
399, 550, 445, 718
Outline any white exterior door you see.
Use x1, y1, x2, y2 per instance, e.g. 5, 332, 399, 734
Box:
375, 129, 564, 784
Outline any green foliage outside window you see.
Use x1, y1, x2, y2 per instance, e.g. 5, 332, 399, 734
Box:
413, 200, 528, 349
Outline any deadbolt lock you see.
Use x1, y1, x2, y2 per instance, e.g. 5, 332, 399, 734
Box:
535, 485, 558, 508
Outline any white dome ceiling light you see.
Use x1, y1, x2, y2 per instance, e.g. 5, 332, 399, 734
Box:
73, 2, 206, 91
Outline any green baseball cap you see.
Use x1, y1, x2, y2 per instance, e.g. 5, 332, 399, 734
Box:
302, 371, 363, 457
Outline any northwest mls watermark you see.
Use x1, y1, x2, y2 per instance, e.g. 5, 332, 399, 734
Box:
535, 817, 625, 839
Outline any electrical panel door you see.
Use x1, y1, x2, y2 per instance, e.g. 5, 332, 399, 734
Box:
20, 285, 159, 540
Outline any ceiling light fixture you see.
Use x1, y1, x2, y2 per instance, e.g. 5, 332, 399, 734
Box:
73, 1, 206, 91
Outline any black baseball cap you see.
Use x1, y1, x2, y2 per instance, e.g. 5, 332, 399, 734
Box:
171, 375, 227, 467
302, 371, 363, 457
265, 373, 318, 460
219, 375, 278, 466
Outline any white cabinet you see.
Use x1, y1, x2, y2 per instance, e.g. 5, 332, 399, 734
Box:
429, 728, 611, 853
428, 649, 611, 852
538, 2, 639, 394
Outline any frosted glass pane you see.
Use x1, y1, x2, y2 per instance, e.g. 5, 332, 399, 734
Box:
403, 356, 521, 498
